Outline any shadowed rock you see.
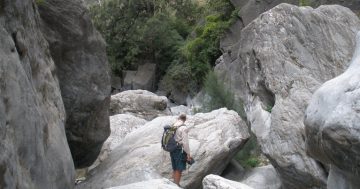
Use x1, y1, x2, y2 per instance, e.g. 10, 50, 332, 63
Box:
0, 0, 75, 188
38, 0, 111, 168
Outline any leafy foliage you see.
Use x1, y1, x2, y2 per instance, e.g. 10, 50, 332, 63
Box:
159, 63, 196, 95
90, 0, 199, 77
36, 0, 46, 5
235, 135, 262, 168
182, 0, 238, 87
201, 71, 246, 119
90, 0, 238, 92
299, 0, 311, 6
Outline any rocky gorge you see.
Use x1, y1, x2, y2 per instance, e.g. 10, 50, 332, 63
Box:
1, 0, 360, 189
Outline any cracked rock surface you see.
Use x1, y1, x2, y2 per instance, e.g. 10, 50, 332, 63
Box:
216, 3, 360, 188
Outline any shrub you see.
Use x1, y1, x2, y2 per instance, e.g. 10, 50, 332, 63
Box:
181, 0, 238, 87
235, 135, 262, 168
244, 157, 260, 168
201, 71, 246, 119
36, 0, 45, 5
159, 63, 197, 96
299, 0, 311, 6
90, 0, 199, 78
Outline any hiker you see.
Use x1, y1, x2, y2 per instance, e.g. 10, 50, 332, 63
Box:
171, 114, 192, 186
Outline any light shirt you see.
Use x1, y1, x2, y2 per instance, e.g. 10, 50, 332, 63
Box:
173, 120, 190, 156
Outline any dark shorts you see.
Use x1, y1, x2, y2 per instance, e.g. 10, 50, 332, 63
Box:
170, 148, 187, 171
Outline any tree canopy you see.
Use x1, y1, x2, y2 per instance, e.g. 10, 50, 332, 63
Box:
90, 0, 237, 91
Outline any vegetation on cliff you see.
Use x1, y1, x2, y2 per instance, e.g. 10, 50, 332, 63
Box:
90, 0, 237, 92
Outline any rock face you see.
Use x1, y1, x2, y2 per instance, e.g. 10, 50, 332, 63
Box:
81, 0, 102, 7
305, 31, 360, 189
222, 0, 360, 53
240, 165, 281, 189
0, 0, 75, 188
107, 179, 181, 189
170, 105, 192, 115
89, 114, 147, 169
123, 63, 156, 91
203, 175, 254, 189
111, 73, 122, 93
110, 90, 171, 120
215, 3, 360, 189
38, 0, 111, 168
76, 108, 250, 189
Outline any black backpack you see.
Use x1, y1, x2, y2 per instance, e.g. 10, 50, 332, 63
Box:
161, 125, 180, 152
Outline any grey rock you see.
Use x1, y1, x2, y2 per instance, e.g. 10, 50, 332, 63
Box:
111, 74, 122, 92
310, 0, 360, 14
106, 178, 181, 189
0, 0, 74, 188
170, 105, 192, 115
123, 63, 156, 91
222, 0, 298, 54
305, 31, 360, 189
38, 0, 111, 168
203, 174, 254, 189
170, 89, 189, 105
89, 114, 147, 170
215, 3, 360, 189
76, 108, 250, 189
133, 63, 156, 91
122, 70, 137, 90
221, 159, 246, 181
110, 90, 171, 120
240, 165, 281, 189
223, 0, 360, 56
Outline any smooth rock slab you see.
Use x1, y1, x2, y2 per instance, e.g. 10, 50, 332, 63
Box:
203, 174, 254, 189
106, 179, 181, 189
305, 31, 360, 189
76, 108, 250, 189
89, 114, 147, 170
241, 165, 281, 189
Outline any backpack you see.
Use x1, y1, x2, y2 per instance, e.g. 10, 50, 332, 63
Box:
161, 125, 180, 152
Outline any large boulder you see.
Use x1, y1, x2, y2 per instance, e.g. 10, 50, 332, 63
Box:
76, 108, 250, 189
38, 0, 111, 168
89, 114, 147, 169
123, 63, 156, 91
107, 179, 181, 189
222, 0, 360, 54
215, 3, 360, 189
0, 0, 75, 188
110, 90, 171, 120
305, 31, 360, 189
203, 175, 254, 189
240, 165, 281, 189
170, 105, 192, 115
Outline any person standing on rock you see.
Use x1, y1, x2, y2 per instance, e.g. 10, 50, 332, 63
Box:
171, 113, 192, 186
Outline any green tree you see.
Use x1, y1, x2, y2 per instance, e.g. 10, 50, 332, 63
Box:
90, 0, 201, 81
202, 71, 245, 119
182, 0, 237, 87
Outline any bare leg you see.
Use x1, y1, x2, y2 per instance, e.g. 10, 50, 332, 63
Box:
173, 170, 182, 186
